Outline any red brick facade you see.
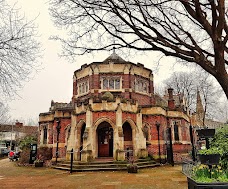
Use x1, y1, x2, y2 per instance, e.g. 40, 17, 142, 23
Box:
39, 54, 192, 163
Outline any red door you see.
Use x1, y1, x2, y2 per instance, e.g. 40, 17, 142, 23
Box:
98, 125, 113, 157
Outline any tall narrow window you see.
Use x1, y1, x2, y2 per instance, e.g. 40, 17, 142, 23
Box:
103, 78, 109, 89
85, 82, 88, 92
82, 83, 85, 93
115, 79, 120, 89
174, 123, 179, 141
78, 80, 89, 95
143, 126, 149, 141
43, 126, 47, 144
109, 79, 114, 89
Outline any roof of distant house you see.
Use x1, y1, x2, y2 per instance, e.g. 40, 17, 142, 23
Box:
0, 121, 38, 134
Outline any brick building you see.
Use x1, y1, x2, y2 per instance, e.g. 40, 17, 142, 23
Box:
39, 53, 192, 163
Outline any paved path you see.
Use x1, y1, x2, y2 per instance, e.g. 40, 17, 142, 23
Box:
0, 158, 188, 189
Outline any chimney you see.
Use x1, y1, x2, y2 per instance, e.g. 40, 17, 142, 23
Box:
168, 88, 175, 110
15, 120, 23, 127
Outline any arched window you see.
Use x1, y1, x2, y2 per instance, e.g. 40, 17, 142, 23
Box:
143, 126, 149, 141
123, 122, 132, 141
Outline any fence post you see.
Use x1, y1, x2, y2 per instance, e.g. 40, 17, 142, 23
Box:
70, 148, 73, 174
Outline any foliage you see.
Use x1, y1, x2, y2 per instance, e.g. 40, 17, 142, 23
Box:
198, 147, 222, 155
18, 135, 37, 150
210, 126, 228, 169
49, 0, 228, 99
192, 164, 228, 183
211, 126, 228, 155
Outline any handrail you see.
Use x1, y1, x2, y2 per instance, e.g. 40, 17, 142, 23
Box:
67, 144, 89, 153
80, 143, 90, 153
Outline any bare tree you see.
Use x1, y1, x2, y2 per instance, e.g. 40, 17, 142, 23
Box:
0, 0, 40, 100
0, 102, 10, 124
164, 70, 224, 122
165, 72, 197, 109
50, 0, 228, 99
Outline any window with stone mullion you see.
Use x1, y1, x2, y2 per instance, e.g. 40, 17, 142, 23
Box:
102, 77, 120, 90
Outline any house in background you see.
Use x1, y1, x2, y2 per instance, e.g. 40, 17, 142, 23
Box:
0, 121, 38, 152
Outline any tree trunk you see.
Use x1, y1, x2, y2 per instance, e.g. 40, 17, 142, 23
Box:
215, 74, 228, 100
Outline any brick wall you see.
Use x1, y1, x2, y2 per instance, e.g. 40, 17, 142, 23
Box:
77, 114, 86, 124
122, 112, 136, 123
122, 74, 130, 89
52, 118, 71, 143
93, 111, 116, 126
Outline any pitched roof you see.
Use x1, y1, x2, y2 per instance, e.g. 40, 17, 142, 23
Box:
103, 52, 126, 63
0, 123, 38, 135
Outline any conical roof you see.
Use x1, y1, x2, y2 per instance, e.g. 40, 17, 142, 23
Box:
103, 51, 126, 63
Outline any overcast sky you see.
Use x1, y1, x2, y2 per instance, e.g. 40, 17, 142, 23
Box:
6, 0, 186, 124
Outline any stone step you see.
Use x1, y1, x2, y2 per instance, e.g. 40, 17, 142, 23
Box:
53, 159, 160, 172
61, 158, 155, 165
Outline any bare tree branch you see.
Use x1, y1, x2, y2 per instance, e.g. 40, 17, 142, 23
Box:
0, 102, 10, 124
49, 0, 228, 99
0, 0, 41, 100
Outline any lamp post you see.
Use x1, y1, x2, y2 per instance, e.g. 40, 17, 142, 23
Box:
56, 120, 61, 164
189, 125, 196, 162
156, 121, 161, 164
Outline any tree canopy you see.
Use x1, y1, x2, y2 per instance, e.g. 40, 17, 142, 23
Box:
50, 0, 228, 99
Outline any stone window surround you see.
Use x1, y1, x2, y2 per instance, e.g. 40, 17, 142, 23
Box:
78, 80, 89, 96
65, 124, 71, 148
134, 77, 149, 94
170, 120, 182, 142
39, 123, 49, 145
100, 76, 122, 91
142, 124, 151, 141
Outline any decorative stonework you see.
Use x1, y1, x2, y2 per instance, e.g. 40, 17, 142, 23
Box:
39, 53, 192, 163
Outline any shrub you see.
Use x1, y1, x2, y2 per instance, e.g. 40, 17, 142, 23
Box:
37, 146, 52, 160
18, 147, 30, 164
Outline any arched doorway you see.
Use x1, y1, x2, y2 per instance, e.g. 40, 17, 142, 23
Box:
97, 122, 113, 157
123, 122, 133, 156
